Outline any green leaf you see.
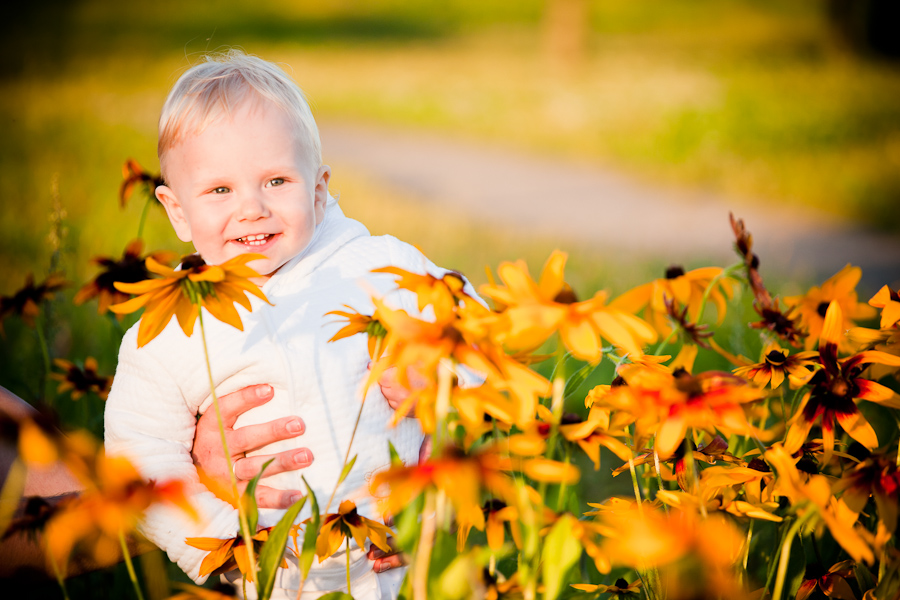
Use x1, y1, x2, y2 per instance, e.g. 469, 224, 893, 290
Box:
388, 440, 401, 465
299, 476, 320, 580
242, 458, 273, 534
316, 593, 354, 600
338, 454, 358, 486
541, 514, 582, 600
563, 360, 601, 401
257, 494, 307, 600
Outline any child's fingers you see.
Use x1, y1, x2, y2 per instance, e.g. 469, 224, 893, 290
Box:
229, 416, 305, 454
232, 448, 313, 480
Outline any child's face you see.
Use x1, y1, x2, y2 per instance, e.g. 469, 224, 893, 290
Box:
156, 98, 329, 284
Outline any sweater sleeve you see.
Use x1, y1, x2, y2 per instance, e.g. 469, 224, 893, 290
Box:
104, 329, 240, 583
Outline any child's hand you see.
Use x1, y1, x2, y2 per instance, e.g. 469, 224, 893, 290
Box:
376, 366, 427, 417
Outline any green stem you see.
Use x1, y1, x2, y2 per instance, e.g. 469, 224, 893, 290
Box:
346, 537, 351, 594
413, 490, 436, 600
771, 509, 816, 600
36, 313, 52, 403
49, 551, 70, 600
739, 520, 754, 589
119, 529, 145, 600
556, 445, 572, 511
136, 195, 153, 241
652, 447, 668, 513
326, 336, 385, 513
198, 311, 258, 583
627, 426, 644, 513
695, 262, 742, 324
682, 433, 707, 518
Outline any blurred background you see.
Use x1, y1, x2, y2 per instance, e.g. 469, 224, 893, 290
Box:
2, 0, 899, 409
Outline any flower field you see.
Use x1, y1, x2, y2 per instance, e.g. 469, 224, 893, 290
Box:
2, 164, 899, 599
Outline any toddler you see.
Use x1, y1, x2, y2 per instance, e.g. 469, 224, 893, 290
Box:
104, 51, 466, 599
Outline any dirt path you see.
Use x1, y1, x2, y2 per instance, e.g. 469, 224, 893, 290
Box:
321, 121, 900, 290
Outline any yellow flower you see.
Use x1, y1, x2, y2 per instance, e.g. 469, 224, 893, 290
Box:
784, 264, 878, 351
371, 444, 516, 538
45, 455, 195, 574
186, 527, 279, 582
50, 357, 113, 400
0, 273, 68, 333
73, 239, 177, 317
868, 285, 900, 329
372, 266, 473, 322
481, 250, 656, 362
572, 578, 642, 598
611, 265, 736, 337
110, 254, 271, 347
325, 304, 387, 359
315, 500, 393, 562
732, 342, 819, 389
600, 364, 765, 459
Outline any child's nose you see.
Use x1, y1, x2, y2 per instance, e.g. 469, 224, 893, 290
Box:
237, 190, 271, 220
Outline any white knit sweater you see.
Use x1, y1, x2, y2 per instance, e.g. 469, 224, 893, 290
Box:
105, 199, 454, 588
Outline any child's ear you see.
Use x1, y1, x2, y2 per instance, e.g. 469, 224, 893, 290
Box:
313, 165, 331, 225
155, 185, 192, 243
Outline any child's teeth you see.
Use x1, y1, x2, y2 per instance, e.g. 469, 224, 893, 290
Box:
237, 234, 270, 245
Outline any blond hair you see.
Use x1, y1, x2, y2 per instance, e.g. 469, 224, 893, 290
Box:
158, 50, 321, 179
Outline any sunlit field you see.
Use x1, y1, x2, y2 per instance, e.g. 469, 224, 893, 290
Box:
2, 2, 899, 599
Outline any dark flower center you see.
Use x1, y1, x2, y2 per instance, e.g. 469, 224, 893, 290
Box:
554, 285, 578, 304
180, 254, 207, 270
816, 301, 831, 318
765, 350, 787, 366
615, 578, 629, 589
665, 265, 686, 279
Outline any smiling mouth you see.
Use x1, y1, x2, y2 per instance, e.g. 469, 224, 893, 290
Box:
235, 234, 274, 246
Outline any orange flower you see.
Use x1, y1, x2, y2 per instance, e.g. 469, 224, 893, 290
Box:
611, 265, 736, 337
110, 254, 272, 347
784, 302, 900, 463
50, 357, 113, 400
784, 264, 877, 351
315, 500, 393, 561
868, 285, 900, 329
73, 239, 176, 317
186, 527, 279, 581
833, 450, 900, 533
119, 158, 163, 208
732, 342, 819, 389
0, 273, 68, 333
572, 578, 642, 598
481, 250, 656, 362
795, 560, 857, 600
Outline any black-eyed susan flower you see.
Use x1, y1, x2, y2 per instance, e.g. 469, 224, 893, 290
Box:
73, 239, 176, 317
110, 254, 271, 347
795, 560, 857, 600
119, 158, 163, 208
611, 264, 736, 337
868, 285, 900, 329
0, 273, 68, 333
186, 528, 279, 582
784, 302, 900, 463
599, 364, 764, 460
784, 264, 877, 351
45, 455, 194, 574
50, 357, 113, 400
315, 500, 393, 562
481, 250, 656, 362
833, 450, 900, 533
733, 342, 819, 390
325, 304, 387, 359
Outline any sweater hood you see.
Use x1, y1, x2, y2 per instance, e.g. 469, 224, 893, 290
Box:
262, 194, 368, 295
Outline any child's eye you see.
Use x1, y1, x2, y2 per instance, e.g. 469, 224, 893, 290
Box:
212, 186, 230, 194
266, 178, 285, 187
